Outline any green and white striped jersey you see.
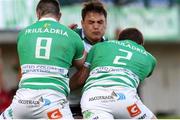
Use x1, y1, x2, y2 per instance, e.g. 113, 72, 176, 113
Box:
83, 40, 156, 92
17, 18, 84, 96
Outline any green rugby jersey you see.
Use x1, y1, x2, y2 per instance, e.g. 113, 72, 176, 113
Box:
83, 40, 156, 91
17, 18, 84, 96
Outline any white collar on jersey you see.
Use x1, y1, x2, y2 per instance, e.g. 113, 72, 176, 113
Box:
39, 17, 57, 22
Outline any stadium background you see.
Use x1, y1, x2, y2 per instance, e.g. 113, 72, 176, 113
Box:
0, 0, 179, 118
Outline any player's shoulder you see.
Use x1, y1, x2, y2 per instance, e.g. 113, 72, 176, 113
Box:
19, 21, 40, 33
73, 28, 81, 35
66, 26, 81, 37
17, 23, 34, 37
55, 24, 82, 42
73, 28, 84, 41
91, 40, 109, 49
146, 51, 156, 62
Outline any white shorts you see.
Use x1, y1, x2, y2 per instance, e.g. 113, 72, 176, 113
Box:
81, 86, 155, 119
0, 88, 73, 119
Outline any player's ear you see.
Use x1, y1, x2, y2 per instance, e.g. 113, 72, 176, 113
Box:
36, 11, 40, 20
81, 20, 84, 28
57, 12, 61, 21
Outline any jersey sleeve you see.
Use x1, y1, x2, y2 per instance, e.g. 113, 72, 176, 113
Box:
17, 29, 25, 43
147, 54, 157, 77
73, 34, 85, 60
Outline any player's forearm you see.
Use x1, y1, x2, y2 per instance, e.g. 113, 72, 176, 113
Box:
69, 66, 89, 90
69, 71, 82, 90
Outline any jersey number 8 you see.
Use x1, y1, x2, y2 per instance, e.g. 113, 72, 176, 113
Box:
35, 37, 52, 60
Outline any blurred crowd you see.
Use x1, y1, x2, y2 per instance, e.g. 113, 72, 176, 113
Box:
0, 54, 19, 114
59, 0, 178, 7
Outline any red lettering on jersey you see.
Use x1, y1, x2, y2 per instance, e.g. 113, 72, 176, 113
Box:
127, 103, 141, 117
47, 108, 62, 119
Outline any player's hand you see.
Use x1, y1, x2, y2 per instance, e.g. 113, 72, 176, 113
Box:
68, 24, 78, 29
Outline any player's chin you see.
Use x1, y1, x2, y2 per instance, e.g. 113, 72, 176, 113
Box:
93, 38, 101, 43
92, 36, 102, 41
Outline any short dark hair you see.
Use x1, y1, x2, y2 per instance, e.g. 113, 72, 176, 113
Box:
118, 28, 144, 45
36, 0, 60, 17
81, 0, 107, 20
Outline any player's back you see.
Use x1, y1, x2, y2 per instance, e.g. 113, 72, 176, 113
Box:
18, 20, 81, 69
84, 40, 156, 91
17, 19, 84, 96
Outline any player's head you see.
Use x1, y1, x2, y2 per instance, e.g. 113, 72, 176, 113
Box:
36, 0, 61, 21
118, 28, 144, 45
81, 0, 107, 44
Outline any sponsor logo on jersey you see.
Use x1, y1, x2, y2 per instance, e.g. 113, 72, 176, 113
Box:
25, 28, 69, 37
1, 109, 12, 119
21, 64, 68, 76
44, 23, 51, 28
39, 97, 51, 106
18, 97, 51, 107
138, 113, 147, 119
83, 110, 95, 119
7, 108, 13, 118
127, 103, 141, 117
90, 66, 139, 82
18, 100, 40, 105
2, 112, 6, 119
108, 40, 148, 56
111, 91, 126, 100
89, 95, 114, 101
47, 108, 62, 119
58, 99, 68, 108
88, 91, 126, 103
93, 116, 99, 120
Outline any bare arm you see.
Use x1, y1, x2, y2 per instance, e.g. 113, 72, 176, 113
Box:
72, 58, 85, 70
70, 66, 90, 90
72, 50, 87, 69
